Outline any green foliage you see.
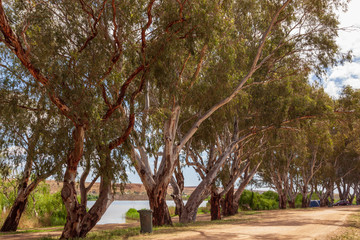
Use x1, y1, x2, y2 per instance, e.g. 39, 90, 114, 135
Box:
26, 183, 67, 226
0, 182, 66, 227
239, 190, 279, 210
87, 194, 99, 201
125, 208, 140, 220
0, 178, 17, 215
197, 206, 210, 214
168, 206, 176, 217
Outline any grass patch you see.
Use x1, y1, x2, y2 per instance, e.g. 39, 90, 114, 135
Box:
35, 211, 260, 240
0, 227, 62, 236
329, 209, 360, 240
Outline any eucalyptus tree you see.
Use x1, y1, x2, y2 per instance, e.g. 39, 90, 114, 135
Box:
260, 132, 303, 209
130, 0, 347, 226
0, 89, 69, 232
0, 0, 193, 238
297, 121, 333, 208
173, 61, 335, 220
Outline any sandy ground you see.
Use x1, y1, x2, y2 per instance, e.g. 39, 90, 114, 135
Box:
0, 205, 358, 240
136, 206, 359, 240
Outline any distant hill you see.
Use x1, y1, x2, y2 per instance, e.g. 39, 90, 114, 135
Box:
45, 180, 197, 200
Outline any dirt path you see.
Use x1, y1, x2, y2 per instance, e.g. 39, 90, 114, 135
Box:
0, 206, 358, 240
137, 206, 359, 240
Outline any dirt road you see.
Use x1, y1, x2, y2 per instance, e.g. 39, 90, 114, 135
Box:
0, 206, 358, 240
136, 206, 359, 240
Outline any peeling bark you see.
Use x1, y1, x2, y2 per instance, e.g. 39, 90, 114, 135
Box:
222, 187, 234, 216
148, 187, 172, 226
210, 188, 221, 221
61, 136, 115, 239
1, 194, 29, 232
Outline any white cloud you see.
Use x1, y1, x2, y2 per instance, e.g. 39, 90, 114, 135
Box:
329, 61, 360, 80
324, 80, 340, 99
343, 77, 360, 89
324, 1, 360, 98
336, 1, 360, 56
325, 61, 360, 98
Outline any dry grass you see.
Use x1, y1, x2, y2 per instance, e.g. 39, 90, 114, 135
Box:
329, 209, 360, 240
0, 210, 45, 229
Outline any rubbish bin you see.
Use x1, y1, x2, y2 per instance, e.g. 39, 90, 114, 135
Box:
138, 209, 153, 233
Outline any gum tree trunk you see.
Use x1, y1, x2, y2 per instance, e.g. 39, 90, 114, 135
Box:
61, 137, 115, 239
301, 185, 309, 208
224, 163, 261, 216
60, 125, 86, 239
288, 200, 295, 208
222, 187, 234, 216
0, 191, 31, 232
279, 192, 287, 209
148, 187, 172, 226
1, 131, 40, 232
170, 176, 184, 217
210, 190, 221, 221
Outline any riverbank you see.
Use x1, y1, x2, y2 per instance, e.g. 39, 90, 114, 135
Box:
0, 206, 358, 240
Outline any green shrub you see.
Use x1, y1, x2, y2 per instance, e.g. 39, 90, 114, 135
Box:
168, 206, 176, 216
197, 206, 210, 214
0, 181, 67, 227
27, 184, 67, 226
238, 190, 279, 211
87, 194, 99, 201
0, 178, 17, 214
295, 194, 303, 208
125, 208, 140, 220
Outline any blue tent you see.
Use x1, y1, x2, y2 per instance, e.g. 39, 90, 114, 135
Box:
310, 200, 320, 207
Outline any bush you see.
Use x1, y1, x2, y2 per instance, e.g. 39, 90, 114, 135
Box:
0, 178, 17, 214
26, 183, 67, 226
197, 205, 210, 214
125, 208, 140, 220
239, 190, 279, 211
168, 206, 176, 216
87, 194, 99, 201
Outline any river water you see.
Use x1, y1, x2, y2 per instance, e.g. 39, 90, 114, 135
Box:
87, 200, 206, 224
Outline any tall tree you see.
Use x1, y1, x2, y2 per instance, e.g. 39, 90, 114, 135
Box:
0, 0, 187, 237
130, 0, 346, 226
0, 87, 69, 231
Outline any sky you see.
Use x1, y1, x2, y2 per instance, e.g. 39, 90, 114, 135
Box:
127, 1, 360, 186
323, 0, 360, 98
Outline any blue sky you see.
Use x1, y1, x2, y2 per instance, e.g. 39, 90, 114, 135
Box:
323, 0, 360, 98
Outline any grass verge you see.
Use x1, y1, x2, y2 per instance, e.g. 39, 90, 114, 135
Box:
0, 227, 63, 236
329, 209, 360, 240
36, 211, 260, 240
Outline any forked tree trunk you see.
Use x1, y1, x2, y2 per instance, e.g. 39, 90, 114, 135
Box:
301, 195, 307, 208
279, 192, 287, 209
319, 196, 329, 207
288, 200, 295, 208
61, 149, 114, 239
210, 188, 221, 221
1, 131, 41, 232
60, 125, 86, 239
170, 176, 184, 217
148, 188, 172, 226
226, 163, 260, 216
61, 169, 87, 239
301, 186, 308, 208
78, 177, 114, 237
